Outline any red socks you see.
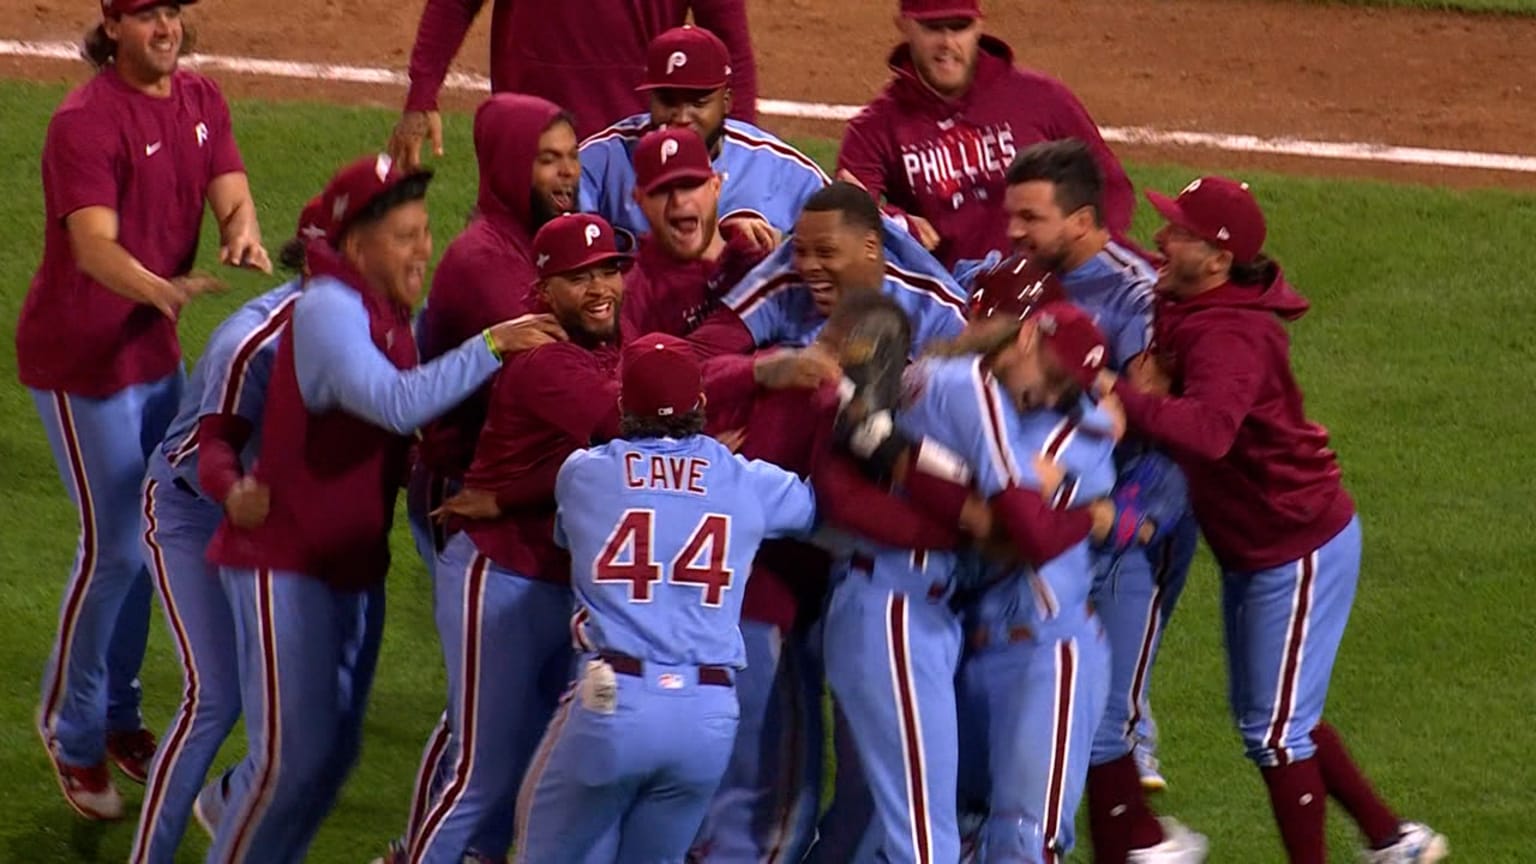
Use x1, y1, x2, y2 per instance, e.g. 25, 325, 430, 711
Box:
1311, 722, 1402, 847
1087, 754, 1165, 863
1261, 759, 1328, 863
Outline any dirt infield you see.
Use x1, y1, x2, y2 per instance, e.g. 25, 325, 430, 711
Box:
6, 0, 1536, 189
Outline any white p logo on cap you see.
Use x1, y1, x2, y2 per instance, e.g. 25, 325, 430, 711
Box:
660, 139, 680, 164
1084, 345, 1106, 369
374, 153, 393, 183
667, 51, 688, 76
584, 224, 602, 247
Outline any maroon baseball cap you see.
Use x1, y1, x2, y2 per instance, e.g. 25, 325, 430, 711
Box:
1032, 301, 1109, 392
634, 127, 715, 196
1146, 176, 1267, 264
637, 26, 731, 93
532, 213, 632, 280
294, 194, 330, 244
319, 152, 431, 246
900, 0, 981, 21
969, 253, 1066, 321
102, 0, 195, 16
621, 333, 703, 419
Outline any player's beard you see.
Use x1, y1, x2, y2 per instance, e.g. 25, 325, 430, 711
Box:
704, 121, 727, 157
528, 189, 572, 233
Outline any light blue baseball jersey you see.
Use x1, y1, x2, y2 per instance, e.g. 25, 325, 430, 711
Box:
554, 434, 817, 669
580, 115, 829, 241
1058, 241, 1156, 372
158, 280, 302, 492
722, 218, 969, 353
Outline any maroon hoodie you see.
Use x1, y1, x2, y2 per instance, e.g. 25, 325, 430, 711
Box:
838, 36, 1133, 269
621, 227, 768, 339
417, 94, 559, 477
1115, 270, 1356, 572
404, 0, 757, 139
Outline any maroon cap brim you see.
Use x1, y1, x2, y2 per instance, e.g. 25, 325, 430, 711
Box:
1145, 190, 1196, 234
902, 7, 981, 20
634, 79, 728, 94
109, 0, 196, 15
638, 166, 715, 197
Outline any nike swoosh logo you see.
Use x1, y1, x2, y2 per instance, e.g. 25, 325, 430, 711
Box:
145, 141, 162, 156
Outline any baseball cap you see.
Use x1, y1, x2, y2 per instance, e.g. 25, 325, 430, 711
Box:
634, 127, 715, 196
621, 333, 704, 420
1032, 301, 1109, 392
900, 0, 981, 21
969, 253, 1066, 321
637, 26, 731, 93
319, 152, 431, 246
294, 194, 330, 244
532, 213, 632, 280
102, 0, 195, 16
1146, 176, 1267, 264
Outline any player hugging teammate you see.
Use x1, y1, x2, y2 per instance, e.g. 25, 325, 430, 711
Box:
19, 2, 1448, 863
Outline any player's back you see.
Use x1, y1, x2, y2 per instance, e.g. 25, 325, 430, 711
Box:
555, 434, 816, 669
1060, 241, 1156, 371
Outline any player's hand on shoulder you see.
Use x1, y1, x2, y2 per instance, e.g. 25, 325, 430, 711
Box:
905, 214, 941, 251
389, 110, 444, 171
488, 313, 568, 357
431, 487, 501, 523
224, 476, 270, 529
151, 271, 226, 320
1126, 351, 1172, 396
753, 345, 840, 390
220, 232, 272, 274
720, 215, 781, 253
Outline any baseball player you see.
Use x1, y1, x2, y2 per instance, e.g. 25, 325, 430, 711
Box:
819, 293, 1117, 864
17, 0, 269, 821
514, 333, 820, 863
581, 26, 826, 244
686, 181, 970, 361
620, 126, 775, 339
1002, 139, 1209, 861
390, 0, 756, 156
127, 199, 327, 864
402, 214, 634, 864
837, 0, 1133, 270
1103, 176, 1447, 864
201, 154, 560, 863
405, 93, 574, 574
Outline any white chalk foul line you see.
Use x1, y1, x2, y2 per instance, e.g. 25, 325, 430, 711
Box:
6, 38, 1536, 174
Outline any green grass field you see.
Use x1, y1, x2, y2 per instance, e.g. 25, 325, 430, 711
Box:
2, 75, 1534, 862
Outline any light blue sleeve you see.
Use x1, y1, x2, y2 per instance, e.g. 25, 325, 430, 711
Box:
1111, 283, 1154, 369
193, 310, 256, 417
910, 358, 1041, 497
952, 250, 1004, 292
721, 241, 796, 347
552, 448, 595, 551
739, 455, 818, 539
579, 134, 644, 238
292, 278, 501, 435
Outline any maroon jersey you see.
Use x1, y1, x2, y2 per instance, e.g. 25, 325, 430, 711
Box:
405, 0, 758, 138
463, 339, 624, 582
207, 250, 419, 592
1116, 270, 1355, 572
621, 231, 766, 338
17, 68, 244, 396
838, 36, 1132, 269
416, 94, 559, 476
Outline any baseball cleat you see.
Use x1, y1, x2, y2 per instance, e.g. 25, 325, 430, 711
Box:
1136, 743, 1168, 792
1128, 817, 1209, 863
106, 727, 158, 784
49, 752, 125, 821
1359, 821, 1449, 864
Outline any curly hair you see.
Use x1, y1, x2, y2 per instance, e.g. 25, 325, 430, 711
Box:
619, 407, 707, 441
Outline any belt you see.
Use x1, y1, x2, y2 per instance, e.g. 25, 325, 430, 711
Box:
599, 651, 732, 688
969, 625, 1034, 650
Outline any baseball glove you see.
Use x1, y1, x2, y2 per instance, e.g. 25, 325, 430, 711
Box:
1100, 450, 1189, 558
833, 300, 914, 481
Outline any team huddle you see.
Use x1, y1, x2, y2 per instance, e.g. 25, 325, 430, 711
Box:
18, 0, 1451, 863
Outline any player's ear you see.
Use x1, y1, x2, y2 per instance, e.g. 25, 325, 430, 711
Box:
864, 230, 881, 261
721, 87, 733, 116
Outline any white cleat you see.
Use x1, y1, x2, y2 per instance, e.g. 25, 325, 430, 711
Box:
1128, 817, 1209, 863
1360, 821, 1449, 864
1136, 742, 1168, 792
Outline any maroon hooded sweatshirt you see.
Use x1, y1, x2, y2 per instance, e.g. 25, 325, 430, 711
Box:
837, 36, 1133, 269
417, 94, 560, 477
621, 226, 768, 339
1115, 269, 1356, 573
404, 0, 758, 139
207, 246, 419, 591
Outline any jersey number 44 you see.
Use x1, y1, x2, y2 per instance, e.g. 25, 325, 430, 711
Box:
594, 508, 735, 607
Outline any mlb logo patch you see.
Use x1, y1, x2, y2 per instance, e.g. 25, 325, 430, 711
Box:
657, 673, 685, 690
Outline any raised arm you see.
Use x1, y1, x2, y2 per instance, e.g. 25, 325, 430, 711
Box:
1111, 327, 1263, 461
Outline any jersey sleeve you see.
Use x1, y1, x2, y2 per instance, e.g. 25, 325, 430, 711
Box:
552, 448, 594, 551
41, 107, 120, 222
203, 81, 245, 179
919, 359, 1041, 496
720, 242, 797, 347
200, 298, 294, 427
578, 135, 623, 223
404, 0, 486, 112
291, 280, 501, 434
740, 456, 817, 539
1111, 285, 1154, 369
